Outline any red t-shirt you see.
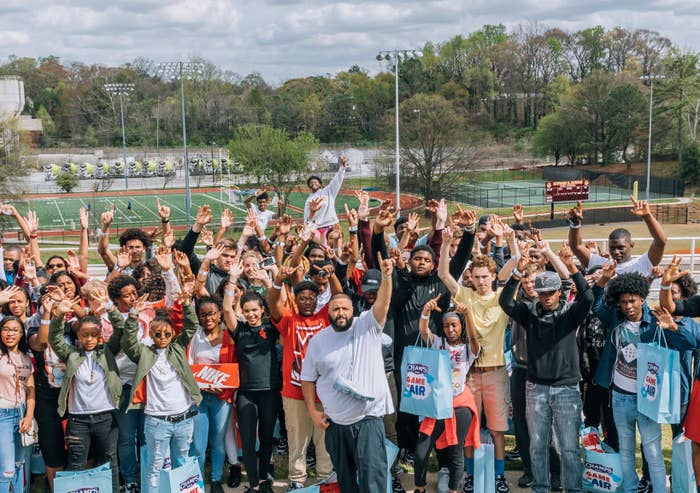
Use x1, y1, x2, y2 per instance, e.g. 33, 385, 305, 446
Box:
274, 305, 329, 400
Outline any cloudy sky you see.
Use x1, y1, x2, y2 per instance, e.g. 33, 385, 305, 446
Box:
1, 0, 699, 84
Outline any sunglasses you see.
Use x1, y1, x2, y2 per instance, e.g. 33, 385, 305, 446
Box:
47, 263, 65, 269
153, 331, 173, 339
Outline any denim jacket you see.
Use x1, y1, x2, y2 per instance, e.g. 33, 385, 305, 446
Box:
592, 285, 698, 403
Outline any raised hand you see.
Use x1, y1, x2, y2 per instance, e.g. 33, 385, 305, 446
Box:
195, 205, 212, 226
101, 204, 115, 230
66, 250, 81, 273
662, 256, 690, 285
0, 285, 22, 305
274, 264, 302, 284
652, 306, 678, 331
516, 249, 531, 273
373, 209, 394, 232
344, 203, 359, 229
173, 250, 191, 270
422, 293, 442, 315
599, 260, 617, 282
568, 200, 583, 225
513, 203, 524, 224
377, 251, 394, 278
163, 229, 175, 249
156, 198, 170, 223
650, 265, 664, 280
327, 224, 343, 243
220, 209, 234, 230
436, 199, 448, 226
453, 301, 471, 316
300, 221, 318, 242
79, 207, 89, 230
339, 154, 348, 168
558, 241, 574, 265
354, 190, 370, 221
425, 199, 439, 216
309, 196, 325, 215
204, 243, 225, 262
442, 226, 453, 243
22, 256, 37, 280
200, 226, 213, 247
406, 212, 420, 233
379, 199, 397, 215
630, 196, 652, 218
277, 214, 293, 236
228, 258, 244, 281
132, 293, 151, 313
26, 210, 39, 236
116, 246, 131, 269
486, 215, 504, 238
53, 295, 81, 318
154, 245, 172, 271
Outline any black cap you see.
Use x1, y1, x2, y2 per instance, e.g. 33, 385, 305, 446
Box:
361, 269, 382, 293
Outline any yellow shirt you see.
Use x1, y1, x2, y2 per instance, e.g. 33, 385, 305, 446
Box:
454, 286, 507, 367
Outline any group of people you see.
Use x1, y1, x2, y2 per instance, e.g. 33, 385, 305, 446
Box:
0, 156, 699, 493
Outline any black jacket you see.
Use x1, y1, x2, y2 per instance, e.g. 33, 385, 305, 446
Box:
499, 271, 593, 386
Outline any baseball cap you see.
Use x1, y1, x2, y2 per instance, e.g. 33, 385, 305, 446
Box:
534, 271, 562, 293
361, 269, 382, 293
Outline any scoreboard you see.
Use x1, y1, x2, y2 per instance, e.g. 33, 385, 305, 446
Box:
545, 180, 590, 203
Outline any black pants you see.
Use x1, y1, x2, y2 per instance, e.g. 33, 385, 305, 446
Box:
414, 407, 472, 491
66, 411, 119, 492
326, 416, 387, 493
510, 366, 561, 477
582, 380, 619, 451
236, 390, 281, 485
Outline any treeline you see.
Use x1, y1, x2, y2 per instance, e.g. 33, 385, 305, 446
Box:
1, 24, 698, 168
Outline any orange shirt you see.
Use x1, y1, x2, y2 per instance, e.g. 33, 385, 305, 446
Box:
274, 305, 329, 400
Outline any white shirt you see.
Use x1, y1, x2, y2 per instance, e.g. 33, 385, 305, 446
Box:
68, 351, 116, 415
145, 349, 192, 416
254, 207, 275, 232
612, 320, 641, 394
432, 339, 477, 396
301, 309, 393, 425
303, 167, 345, 228
314, 286, 331, 314
588, 252, 653, 277
113, 312, 153, 385
187, 327, 222, 365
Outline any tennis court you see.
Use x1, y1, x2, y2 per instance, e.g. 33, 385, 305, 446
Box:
453, 179, 672, 208
12, 190, 369, 232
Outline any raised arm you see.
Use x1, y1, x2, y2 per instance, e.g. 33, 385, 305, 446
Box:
372, 252, 394, 327
630, 197, 666, 266
97, 205, 116, 271
48, 293, 81, 362
560, 253, 594, 324
77, 207, 89, 273
268, 265, 299, 324
175, 288, 198, 347
418, 294, 440, 345
659, 256, 690, 315
567, 201, 590, 268
438, 227, 460, 296
324, 155, 347, 197
449, 207, 476, 279
214, 209, 234, 246
222, 260, 243, 333
541, 240, 571, 280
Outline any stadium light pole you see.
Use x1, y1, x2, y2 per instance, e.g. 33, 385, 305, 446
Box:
640, 74, 664, 201
104, 83, 134, 190
376, 49, 421, 212
157, 61, 203, 226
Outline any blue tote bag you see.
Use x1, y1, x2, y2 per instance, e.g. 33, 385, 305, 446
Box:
400, 337, 453, 419
54, 463, 112, 493
672, 433, 696, 493
582, 446, 623, 492
158, 456, 204, 493
637, 328, 681, 424
472, 431, 495, 493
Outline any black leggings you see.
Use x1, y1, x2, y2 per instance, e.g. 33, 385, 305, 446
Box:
414, 407, 472, 491
236, 390, 281, 485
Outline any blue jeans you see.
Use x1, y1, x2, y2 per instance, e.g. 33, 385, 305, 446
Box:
612, 391, 666, 493
0, 407, 29, 493
143, 414, 194, 493
190, 393, 231, 482
525, 382, 582, 493
116, 384, 145, 484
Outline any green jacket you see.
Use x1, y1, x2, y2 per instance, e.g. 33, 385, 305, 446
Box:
48, 316, 123, 417
110, 303, 201, 412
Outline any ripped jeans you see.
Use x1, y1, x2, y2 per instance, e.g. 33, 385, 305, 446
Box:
0, 407, 29, 493
143, 414, 194, 493
66, 411, 119, 492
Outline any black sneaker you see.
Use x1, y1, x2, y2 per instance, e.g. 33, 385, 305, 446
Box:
637, 478, 653, 493
550, 474, 563, 491
287, 482, 305, 491
210, 481, 224, 493
277, 436, 289, 455
227, 464, 242, 488
517, 472, 533, 488
462, 475, 474, 493
260, 480, 274, 493
392, 476, 406, 493
401, 450, 414, 467
496, 475, 510, 493
505, 447, 521, 461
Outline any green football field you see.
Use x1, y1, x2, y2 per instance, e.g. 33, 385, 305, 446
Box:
11, 190, 373, 231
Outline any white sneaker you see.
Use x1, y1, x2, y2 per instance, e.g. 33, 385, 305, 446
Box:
323, 471, 338, 484
437, 467, 450, 493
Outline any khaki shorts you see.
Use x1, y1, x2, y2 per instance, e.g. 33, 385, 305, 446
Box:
467, 366, 510, 432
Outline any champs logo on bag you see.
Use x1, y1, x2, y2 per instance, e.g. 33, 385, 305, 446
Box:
404, 363, 433, 400
641, 362, 659, 401
583, 462, 622, 491
179, 475, 202, 493
67, 488, 100, 493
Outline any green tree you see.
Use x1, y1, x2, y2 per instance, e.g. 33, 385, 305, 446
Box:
603, 84, 646, 168
680, 141, 700, 184
228, 125, 318, 210
533, 111, 585, 165
55, 171, 79, 193
0, 118, 29, 197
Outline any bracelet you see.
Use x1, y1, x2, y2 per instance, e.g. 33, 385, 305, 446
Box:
568, 221, 581, 229
420, 314, 430, 320
464, 224, 476, 233
114, 266, 124, 274
161, 219, 170, 224
105, 300, 114, 311
659, 284, 672, 291
40, 319, 50, 326
96, 228, 107, 238
129, 308, 139, 318
274, 241, 285, 247
197, 269, 209, 276
512, 268, 523, 278
382, 275, 392, 281
29, 234, 38, 239
224, 289, 235, 297
271, 282, 283, 290
348, 226, 358, 233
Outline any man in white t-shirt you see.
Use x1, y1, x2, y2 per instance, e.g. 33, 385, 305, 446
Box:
301, 253, 394, 493
568, 197, 666, 278
244, 189, 283, 232
304, 155, 347, 244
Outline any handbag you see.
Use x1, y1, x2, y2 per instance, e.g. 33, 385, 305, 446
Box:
158, 457, 205, 493
20, 418, 38, 447
400, 335, 453, 419
473, 431, 495, 493
54, 463, 112, 493
671, 433, 696, 493
637, 327, 681, 423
